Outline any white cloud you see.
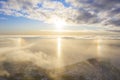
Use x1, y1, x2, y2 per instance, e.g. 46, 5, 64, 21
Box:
0, 0, 120, 31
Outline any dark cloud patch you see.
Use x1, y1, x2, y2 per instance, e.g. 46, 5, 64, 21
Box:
93, 0, 120, 10
108, 19, 120, 27
74, 10, 99, 24
111, 8, 120, 14
107, 30, 120, 33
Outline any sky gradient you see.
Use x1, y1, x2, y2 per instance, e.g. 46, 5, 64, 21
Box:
0, 0, 120, 34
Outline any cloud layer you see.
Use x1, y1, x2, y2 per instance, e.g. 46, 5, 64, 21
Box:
0, 0, 120, 31
0, 37, 120, 76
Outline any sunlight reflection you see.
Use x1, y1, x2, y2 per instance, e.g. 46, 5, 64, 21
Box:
17, 38, 26, 47
97, 38, 102, 57
17, 38, 22, 47
55, 37, 64, 79
57, 37, 61, 58
56, 37, 64, 69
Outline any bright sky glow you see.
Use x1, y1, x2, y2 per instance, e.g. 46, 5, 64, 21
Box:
50, 16, 67, 31
0, 0, 120, 34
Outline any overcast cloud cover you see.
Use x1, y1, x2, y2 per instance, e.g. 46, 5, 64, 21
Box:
0, 0, 120, 31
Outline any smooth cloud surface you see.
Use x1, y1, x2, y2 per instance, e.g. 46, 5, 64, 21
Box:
0, 0, 120, 31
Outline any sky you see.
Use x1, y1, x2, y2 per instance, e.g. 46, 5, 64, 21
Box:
0, 0, 120, 34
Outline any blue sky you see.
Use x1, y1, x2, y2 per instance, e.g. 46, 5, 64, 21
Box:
0, 0, 120, 34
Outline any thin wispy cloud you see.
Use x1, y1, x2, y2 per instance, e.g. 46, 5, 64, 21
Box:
0, 0, 120, 31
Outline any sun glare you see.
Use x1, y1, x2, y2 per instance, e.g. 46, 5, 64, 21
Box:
50, 16, 67, 31
54, 19, 66, 28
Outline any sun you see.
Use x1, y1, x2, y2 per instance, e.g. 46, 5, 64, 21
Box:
54, 18, 66, 28
49, 16, 67, 31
